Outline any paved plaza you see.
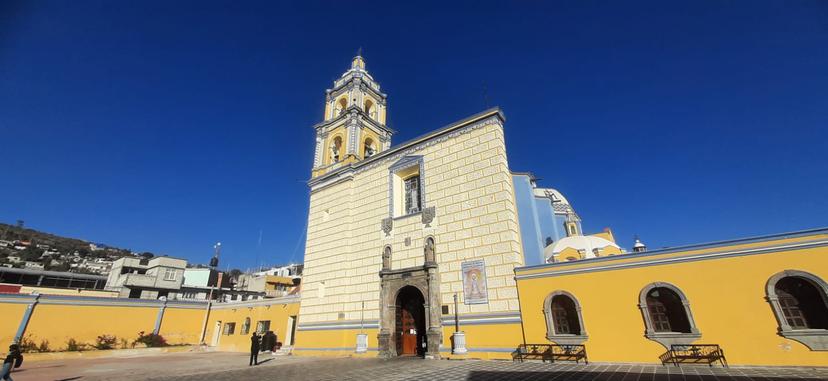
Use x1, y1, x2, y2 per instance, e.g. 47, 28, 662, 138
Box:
10, 352, 828, 381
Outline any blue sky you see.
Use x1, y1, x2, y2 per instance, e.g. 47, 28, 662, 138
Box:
1, 1, 826, 270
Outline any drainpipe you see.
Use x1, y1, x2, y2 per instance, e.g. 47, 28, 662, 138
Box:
14, 293, 41, 344
153, 297, 168, 335
514, 271, 527, 349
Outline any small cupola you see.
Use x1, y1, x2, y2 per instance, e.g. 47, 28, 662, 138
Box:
632, 236, 647, 253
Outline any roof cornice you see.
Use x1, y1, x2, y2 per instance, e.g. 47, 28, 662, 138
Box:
308, 107, 505, 191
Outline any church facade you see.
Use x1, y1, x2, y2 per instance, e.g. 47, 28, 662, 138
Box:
295, 56, 528, 359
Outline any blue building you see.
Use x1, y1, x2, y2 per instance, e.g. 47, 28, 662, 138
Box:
512, 172, 584, 266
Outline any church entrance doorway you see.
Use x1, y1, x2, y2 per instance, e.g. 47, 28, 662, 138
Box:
395, 286, 425, 356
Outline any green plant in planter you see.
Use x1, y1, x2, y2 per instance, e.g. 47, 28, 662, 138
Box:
94, 335, 118, 350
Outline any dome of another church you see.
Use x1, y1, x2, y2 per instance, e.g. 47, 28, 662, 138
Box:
547, 235, 621, 262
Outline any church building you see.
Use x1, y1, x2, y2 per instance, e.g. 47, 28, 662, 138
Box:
295, 55, 549, 359
293, 56, 828, 366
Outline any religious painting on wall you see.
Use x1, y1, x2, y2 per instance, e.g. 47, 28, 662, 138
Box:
461, 259, 488, 304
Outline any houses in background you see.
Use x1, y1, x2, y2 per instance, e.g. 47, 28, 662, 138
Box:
100, 257, 302, 302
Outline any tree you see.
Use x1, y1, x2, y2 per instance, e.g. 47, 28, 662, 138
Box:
20, 246, 44, 261
229, 268, 243, 278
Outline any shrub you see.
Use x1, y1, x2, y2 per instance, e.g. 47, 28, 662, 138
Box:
94, 335, 118, 350
37, 339, 51, 353
119, 338, 129, 349
133, 331, 167, 348
65, 338, 87, 352
18, 334, 39, 353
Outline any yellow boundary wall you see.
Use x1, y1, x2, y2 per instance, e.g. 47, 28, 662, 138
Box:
0, 294, 300, 355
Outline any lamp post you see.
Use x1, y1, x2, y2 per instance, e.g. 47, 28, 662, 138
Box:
451, 292, 467, 354
199, 242, 221, 345
356, 300, 367, 353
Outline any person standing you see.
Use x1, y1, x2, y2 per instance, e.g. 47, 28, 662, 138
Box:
249, 332, 260, 366
2, 344, 23, 381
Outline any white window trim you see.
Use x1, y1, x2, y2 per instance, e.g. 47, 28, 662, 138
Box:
388, 156, 425, 219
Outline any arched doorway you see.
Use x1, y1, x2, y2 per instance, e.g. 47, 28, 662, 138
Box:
395, 286, 426, 356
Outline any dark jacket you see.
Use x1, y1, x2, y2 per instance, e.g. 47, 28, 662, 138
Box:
250, 335, 261, 352
3, 350, 23, 369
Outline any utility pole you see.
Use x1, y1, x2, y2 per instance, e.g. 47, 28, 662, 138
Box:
199, 242, 221, 345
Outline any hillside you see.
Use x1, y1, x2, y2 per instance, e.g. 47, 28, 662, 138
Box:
0, 222, 153, 274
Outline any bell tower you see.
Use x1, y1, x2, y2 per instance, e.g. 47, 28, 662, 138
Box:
311, 54, 393, 178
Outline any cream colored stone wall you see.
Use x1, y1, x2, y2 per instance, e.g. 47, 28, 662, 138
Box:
299, 115, 523, 325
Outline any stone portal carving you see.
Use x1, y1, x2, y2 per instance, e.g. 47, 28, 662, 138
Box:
424, 237, 435, 263
421, 206, 436, 227
382, 246, 392, 271
381, 217, 393, 236
378, 262, 442, 359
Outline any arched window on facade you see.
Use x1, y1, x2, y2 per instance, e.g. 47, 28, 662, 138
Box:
330, 136, 343, 163
543, 291, 587, 344
638, 282, 700, 347
766, 270, 828, 350
364, 138, 376, 158
241, 317, 251, 335
645, 287, 691, 333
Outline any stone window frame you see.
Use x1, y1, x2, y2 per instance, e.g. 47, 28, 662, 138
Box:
388, 156, 425, 219
765, 269, 828, 351
638, 282, 701, 348
543, 290, 588, 345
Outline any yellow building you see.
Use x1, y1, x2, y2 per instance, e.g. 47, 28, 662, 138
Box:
515, 228, 828, 366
